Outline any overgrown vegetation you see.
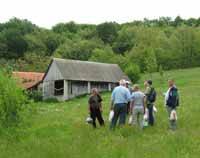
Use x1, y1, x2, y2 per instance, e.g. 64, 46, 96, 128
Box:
0, 70, 28, 127
1, 17, 200, 82
0, 67, 200, 158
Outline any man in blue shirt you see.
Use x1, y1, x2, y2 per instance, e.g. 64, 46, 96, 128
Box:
110, 79, 131, 129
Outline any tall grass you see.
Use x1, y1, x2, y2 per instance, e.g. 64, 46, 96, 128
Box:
0, 70, 28, 127
0, 67, 200, 158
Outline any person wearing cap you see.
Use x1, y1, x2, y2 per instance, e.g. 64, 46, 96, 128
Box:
130, 84, 145, 128
110, 79, 131, 129
144, 80, 156, 126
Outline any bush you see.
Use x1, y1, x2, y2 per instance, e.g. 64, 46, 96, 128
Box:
0, 70, 28, 127
125, 64, 141, 83
26, 90, 43, 102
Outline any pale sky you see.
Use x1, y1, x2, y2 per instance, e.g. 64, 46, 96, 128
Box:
0, 0, 199, 28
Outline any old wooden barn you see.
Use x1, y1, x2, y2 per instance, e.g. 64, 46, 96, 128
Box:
42, 58, 130, 101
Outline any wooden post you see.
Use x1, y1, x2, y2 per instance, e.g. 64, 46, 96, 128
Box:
88, 81, 91, 94
64, 80, 68, 100
108, 83, 111, 91
42, 81, 45, 100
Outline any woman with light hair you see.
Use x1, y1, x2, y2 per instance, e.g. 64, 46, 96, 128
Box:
130, 84, 146, 128
88, 88, 104, 128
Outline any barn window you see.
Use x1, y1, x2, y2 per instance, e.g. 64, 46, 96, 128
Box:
54, 80, 64, 96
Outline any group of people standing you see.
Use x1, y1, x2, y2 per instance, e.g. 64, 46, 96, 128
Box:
87, 79, 179, 131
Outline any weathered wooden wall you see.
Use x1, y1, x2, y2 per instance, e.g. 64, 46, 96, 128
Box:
42, 61, 117, 101
68, 81, 88, 99
43, 62, 64, 100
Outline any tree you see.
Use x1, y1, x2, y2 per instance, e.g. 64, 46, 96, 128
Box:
1, 28, 28, 59
113, 26, 136, 54
54, 39, 104, 60
96, 22, 118, 44
125, 63, 141, 83
52, 21, 78, 34
173, 16, 184, 27
144, 48, 158, 76
89, 46, 116, 63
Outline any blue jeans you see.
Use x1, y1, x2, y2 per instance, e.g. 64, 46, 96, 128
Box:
110, 103, 127, 129
147, 104, 154, 126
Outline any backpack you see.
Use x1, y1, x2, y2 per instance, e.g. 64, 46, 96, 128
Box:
148, 88, 157, 103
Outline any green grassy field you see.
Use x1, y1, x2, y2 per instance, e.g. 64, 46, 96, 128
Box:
0, 67, 200, 158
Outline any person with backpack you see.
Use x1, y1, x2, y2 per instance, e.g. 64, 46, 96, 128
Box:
165, 79, 179, 130
88, 88, 104, 128
144, 80, 156, 126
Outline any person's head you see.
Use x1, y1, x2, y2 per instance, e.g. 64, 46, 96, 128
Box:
133, 84, 140, 92
91, 88, 98, 95
119, 79, 126, 87
125, 80, 130, 88
144, 80, 152, 87
168, 79, 175, 87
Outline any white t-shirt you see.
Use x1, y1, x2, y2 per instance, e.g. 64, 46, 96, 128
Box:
131, 91, 145, 108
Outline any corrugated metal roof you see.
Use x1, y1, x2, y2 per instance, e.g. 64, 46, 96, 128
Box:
46, 58, 129, 82
13, 72, 44, 89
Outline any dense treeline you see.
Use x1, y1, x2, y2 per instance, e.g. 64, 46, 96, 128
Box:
1, 16, 200, 81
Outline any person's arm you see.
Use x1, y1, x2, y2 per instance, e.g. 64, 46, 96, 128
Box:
99, 102, 103, 112
143, 96, 146, 114
145, 87, 151, 97
88, 98, 91, 114
97, 94, 103, 111
144, 94, 147, 106
130, 100, 134, 114
110, 89, 115, 110
110, 100, 114, 110
130, 94, 134, 114
126, 89, 131, 103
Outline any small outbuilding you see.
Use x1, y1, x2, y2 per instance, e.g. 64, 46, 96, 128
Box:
13, 72, 44, 91
42, 58, 130, 101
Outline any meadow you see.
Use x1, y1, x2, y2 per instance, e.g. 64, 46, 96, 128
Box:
0, 67, 200, 158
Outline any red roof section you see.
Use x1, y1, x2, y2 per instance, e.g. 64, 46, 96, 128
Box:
12, 72, 44, 89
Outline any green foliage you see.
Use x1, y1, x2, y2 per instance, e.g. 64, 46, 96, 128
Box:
144, 48, 158, 74
1, 17, 200, 73
89, 46, 117, 63
159, 65, 164, 77
55, 39, 104, 60
26, 90, 43, 102
0, 70, 28, 127
0, 28, 28, 58
112, 26, 136, 54
52, 21, 78, 34
15, 53, 51, 72
96, 22, 118, 44
124, 63, 141, 83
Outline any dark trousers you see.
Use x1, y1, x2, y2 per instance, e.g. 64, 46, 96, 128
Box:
110, 103, 127, 129
127, 102, 130, 114
90, 108, 104, 128
147, 104, 154, 126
